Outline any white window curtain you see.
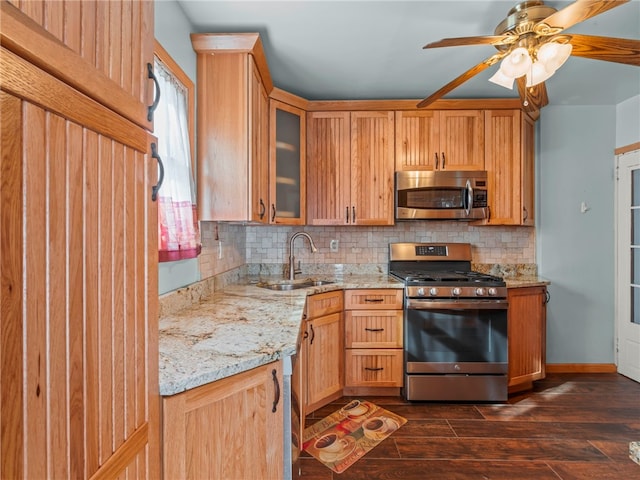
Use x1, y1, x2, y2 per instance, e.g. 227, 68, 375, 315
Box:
154, 57, 201, 262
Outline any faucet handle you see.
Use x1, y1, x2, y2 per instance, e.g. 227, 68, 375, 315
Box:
295, 260, 302, 275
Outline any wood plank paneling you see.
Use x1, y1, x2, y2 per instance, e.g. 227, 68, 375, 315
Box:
439, 110, 484, 170
306, 111, 351, 225
395, 110, 439, 171
345, 311, 404, 348
350, 111, 394, 225
0, 91, 25, 480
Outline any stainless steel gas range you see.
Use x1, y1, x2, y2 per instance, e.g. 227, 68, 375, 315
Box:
389, 242, 508, 402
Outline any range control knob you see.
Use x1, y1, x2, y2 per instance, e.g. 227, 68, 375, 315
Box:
429, 287, 439, 296
451, 287, 461, 296
417, 287, 425, 297
488, 287, 498, 296
475, 287, 486, 296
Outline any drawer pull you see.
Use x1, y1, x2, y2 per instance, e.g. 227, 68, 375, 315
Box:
364, 298, 384, 303
364, 367, 384, 372
364, 328, 384, 332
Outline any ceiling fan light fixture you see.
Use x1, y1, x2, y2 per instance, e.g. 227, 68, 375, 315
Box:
526, 60, 554, 87
499, 47, 532, 78
536, 41, 573, 72
489, 68, 515, 89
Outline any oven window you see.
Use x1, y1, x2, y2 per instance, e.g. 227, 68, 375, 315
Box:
405, 308, 507, 364
401, 188, 465, 209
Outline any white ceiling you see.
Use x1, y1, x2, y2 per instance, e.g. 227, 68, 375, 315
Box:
177, 0, 640, 106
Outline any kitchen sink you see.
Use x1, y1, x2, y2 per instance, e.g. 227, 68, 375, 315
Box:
257, 280, 334, 290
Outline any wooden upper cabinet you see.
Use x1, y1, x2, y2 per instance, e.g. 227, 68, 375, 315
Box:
1, 3, 159, 478
269, 99, 306, 224
307, 111, 394, 225
483, 109, 536, 226
306, 111, 352, 225
3, 0, 154, 130
192, 33, 273, 222
395, 110, 484, 171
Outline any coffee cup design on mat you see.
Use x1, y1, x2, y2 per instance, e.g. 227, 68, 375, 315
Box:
340, 400, 369, 418
314, 433, 348, 454
362, 416, 388, 440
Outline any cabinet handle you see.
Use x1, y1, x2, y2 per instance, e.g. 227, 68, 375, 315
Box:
259, 199, 266, 219
352, 206, 356, 223
364, 327, 384, 332
303, 331, 309, 339
271, 204, 276, 222
345, 206, 349, 223
364, 367, 384, 372
364, 298, 384, 303
441, 152, 445, 169
544, 290, 551, 304
523, 206, 529, 221
150, 143, 164, 202
487, 206, 491, 222
435, 152, 439, 170
147, 62, 160, 122
309, 324, 315, 345
271, 369, 280, 413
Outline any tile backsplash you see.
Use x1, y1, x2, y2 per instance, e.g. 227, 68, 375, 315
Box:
198, 221, 535, 279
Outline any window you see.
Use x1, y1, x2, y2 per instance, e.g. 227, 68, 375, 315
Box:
153, 41, 200, 262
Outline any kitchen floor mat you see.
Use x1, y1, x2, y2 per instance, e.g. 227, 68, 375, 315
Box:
302, 399, 406, 474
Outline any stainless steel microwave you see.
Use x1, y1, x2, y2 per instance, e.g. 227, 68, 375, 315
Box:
395, 170, 489, 220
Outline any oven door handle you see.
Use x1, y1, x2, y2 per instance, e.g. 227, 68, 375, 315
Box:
407, 299, 508, 310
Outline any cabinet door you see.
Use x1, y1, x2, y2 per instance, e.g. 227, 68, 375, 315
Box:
350, 111, 395, 225
305, 313, 344, 412
507, 287, 547, 388
251, 57, 269, 223
270, 100, 306, 224
163, 362, 284, 480
438, 110, 485, 170
395, 110, 439, 171
1, 51, 158, 479
4, 0, 154, 130
306, 111, 351, 225
484, 109, 523, 225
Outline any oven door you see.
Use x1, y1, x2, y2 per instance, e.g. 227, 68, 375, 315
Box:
404, 298, 508, 375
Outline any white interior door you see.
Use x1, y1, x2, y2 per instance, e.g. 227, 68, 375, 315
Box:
616, 149, 640, 383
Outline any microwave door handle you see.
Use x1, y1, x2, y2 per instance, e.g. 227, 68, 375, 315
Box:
465, 179, 473, 216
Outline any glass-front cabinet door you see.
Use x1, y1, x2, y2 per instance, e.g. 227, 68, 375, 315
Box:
269, 100, 306, 224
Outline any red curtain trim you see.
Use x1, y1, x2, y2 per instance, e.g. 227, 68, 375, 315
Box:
158, 244, 202, 263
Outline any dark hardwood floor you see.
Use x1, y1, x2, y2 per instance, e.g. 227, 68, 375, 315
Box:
298, 373, 640, 479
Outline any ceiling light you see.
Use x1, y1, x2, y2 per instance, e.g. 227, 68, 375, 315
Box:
488, 69, 515, 89
526, 61, 554, 87
499, 47, 532, 79
536, 41, 573, 72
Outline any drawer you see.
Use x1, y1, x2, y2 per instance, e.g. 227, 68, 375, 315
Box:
345, 349, 403, 387
306, 290, 343, 319
344, 289, 403, 310
345, 310, 403, 348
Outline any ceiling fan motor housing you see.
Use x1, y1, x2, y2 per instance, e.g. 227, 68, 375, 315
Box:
494, 0, 559, 50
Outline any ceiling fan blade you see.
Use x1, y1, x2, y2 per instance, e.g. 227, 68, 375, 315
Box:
417, 54, 505, 108
423, 35, 515, 49
535, 0, 630, 36
516, 77, 549, 114
568, 34, 640, 66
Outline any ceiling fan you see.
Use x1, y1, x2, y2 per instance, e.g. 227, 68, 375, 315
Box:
417, 0, 640, 113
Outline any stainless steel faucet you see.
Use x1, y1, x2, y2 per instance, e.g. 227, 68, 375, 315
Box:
288, 232, 318, 280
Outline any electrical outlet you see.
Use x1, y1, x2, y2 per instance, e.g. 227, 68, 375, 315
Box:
330, 239, 339, 253
218, 241, 223, 259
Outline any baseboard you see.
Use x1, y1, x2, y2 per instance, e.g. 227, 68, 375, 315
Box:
545, 363, 617, 373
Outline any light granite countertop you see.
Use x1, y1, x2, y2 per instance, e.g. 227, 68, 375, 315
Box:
504, 276, 551, 288
159, 275, 403, 396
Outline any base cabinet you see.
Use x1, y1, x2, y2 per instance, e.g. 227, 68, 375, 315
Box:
344, 289, 404, 394
162, 362, 284, 480
508, 286, 548, 392
303, 291, 344, 413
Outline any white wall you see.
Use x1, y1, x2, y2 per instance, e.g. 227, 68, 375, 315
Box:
155, 0, 201, 294
616, 95, 640, 148
538, 106, 618, 364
